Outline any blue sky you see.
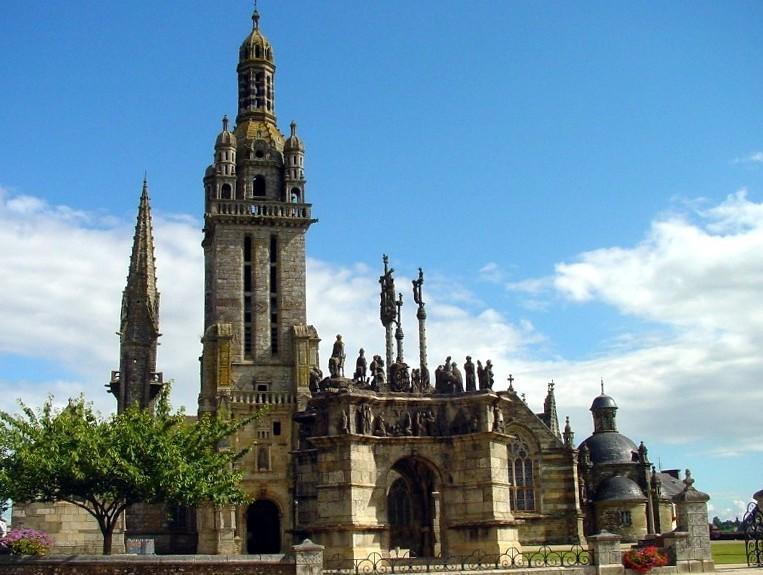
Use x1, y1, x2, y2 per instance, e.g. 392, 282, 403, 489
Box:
1, 1, 762, 522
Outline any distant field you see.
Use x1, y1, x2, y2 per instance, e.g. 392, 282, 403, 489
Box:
712, 541, 747, 564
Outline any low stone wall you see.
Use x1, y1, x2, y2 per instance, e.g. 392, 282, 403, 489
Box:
0, 555, 292, 575
0, 539, 325, 575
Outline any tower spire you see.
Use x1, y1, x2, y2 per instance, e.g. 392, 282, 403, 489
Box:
108, 178, 164, 412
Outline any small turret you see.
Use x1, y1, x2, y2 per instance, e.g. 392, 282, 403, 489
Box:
591, 379, 618, 433
284, 121, 306, 203
563, 416, 575, 448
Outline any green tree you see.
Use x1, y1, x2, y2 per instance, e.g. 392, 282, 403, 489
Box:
0, 388, 258, 554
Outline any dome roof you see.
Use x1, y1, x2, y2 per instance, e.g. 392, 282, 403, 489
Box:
216, 121, 236, 149
595, 476, 646, 502
579, 431, 638, 464
239, 11, 274, 64
591, 393, 617, 410
284, 121, 304, 152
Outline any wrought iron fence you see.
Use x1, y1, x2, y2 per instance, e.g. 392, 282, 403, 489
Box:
743, 501, 763, 567
324, 545, 591, 574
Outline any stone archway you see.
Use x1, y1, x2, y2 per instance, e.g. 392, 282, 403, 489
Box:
387, 457, 441, 557
246, 500, 281, 553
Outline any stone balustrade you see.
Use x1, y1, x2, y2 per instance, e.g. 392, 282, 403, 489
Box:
209, 200, 312, 220
229, 390, 295, 406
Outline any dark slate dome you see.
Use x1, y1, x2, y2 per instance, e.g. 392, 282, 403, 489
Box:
590, 393, 617, 410
594, 476, 646, 502
579, 431, 638, 464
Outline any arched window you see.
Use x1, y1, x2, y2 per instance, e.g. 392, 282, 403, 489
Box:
253, 175, 266, 197
508, 437, 537, 512
255, 44, 262, 59
221, 183, 232, 200
290, 187, 301, 203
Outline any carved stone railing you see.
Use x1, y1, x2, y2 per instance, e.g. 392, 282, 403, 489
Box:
229, 391, 296, 406
209, 200, 312, 220
110, 371, 163, 385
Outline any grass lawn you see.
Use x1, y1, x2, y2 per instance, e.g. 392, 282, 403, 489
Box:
711, 541, 747, 564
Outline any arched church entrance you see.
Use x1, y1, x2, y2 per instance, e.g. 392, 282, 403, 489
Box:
386, 457, 440, 557
246, 500, 281, 554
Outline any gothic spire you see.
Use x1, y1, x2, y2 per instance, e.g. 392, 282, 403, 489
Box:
110, 178, 163, 412
124, 177, 159, 333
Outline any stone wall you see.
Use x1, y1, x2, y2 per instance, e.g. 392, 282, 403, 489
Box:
0, 555, 292, 575
11, 502, 124, 555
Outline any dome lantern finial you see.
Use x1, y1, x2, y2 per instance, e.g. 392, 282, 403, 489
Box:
252, 1, 260, 30
600, 377, 605, 395
222, 115, 229, 132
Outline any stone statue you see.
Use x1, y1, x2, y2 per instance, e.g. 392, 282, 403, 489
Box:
400, 410, 413, 436
339, 409, 350, 434
464, 356, 476, 392
358, 403, 373, 435
370, 355, 385, 390
419, 366, 431, 392
353, 348, 367, 383
492, 404, 505, 433
374, 412, 387, 437
638, 441, 648, 464
477, 360, 486, 390
330, 334, 346, 377
413, 267, 424, 306
411, 368, 421, 392
451, 362, 464, 393
434, 364, 445, 393
309, 365, 323, 394
379, 255, 397, 326
485, 360, 494, 390
389, 361, 411, 392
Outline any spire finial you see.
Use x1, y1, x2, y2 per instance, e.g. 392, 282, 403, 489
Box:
222, 115, 229, 132
142, 172, 148, 196
600, 377, 605, 395
252, 0, 260, 30
290, 121, 297, 137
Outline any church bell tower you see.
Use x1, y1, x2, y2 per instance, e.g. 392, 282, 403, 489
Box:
199, 7, 318, 414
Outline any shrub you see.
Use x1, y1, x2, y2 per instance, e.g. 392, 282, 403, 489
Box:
623, 546, 668, 573
0, 528, 53, 556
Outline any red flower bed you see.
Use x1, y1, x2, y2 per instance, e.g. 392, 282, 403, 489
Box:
622, 546, 668, 574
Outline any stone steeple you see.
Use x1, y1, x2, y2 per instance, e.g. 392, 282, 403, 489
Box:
108, 178, 164, 412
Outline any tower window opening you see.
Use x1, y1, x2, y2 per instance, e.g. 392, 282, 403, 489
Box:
290, 187, 301, 203
221, 183, 232, 200
243, 235, 253, 357
269, 235, 278, 355
253, 175, 266, 197
255, 44, 262, 59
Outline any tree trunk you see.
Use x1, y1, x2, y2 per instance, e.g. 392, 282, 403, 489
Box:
102, 524, 114, 555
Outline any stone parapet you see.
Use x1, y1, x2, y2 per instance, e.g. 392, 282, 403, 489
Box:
0, 555, 293, 575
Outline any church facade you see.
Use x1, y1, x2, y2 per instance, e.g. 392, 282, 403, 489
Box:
12, 9, 706, 559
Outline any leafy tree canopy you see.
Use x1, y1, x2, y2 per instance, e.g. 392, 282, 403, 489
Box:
0, 386, 260, 554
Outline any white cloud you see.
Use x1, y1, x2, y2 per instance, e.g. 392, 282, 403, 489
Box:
733, 152, 763, 165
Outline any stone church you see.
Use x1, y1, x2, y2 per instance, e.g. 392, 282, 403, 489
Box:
13, 9, 706, 558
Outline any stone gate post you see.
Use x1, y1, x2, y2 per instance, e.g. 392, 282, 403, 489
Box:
588, 531, 623, 575
294, 538, 325, 575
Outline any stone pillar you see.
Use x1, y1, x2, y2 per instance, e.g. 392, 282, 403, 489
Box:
293, 538, 325, 575
384, 324, 394, 389
588, 531, 624, 575
417, 306, 427, 375
432, 491, 442, 556
673, 476, 713, 568
661, 531, 690, 564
